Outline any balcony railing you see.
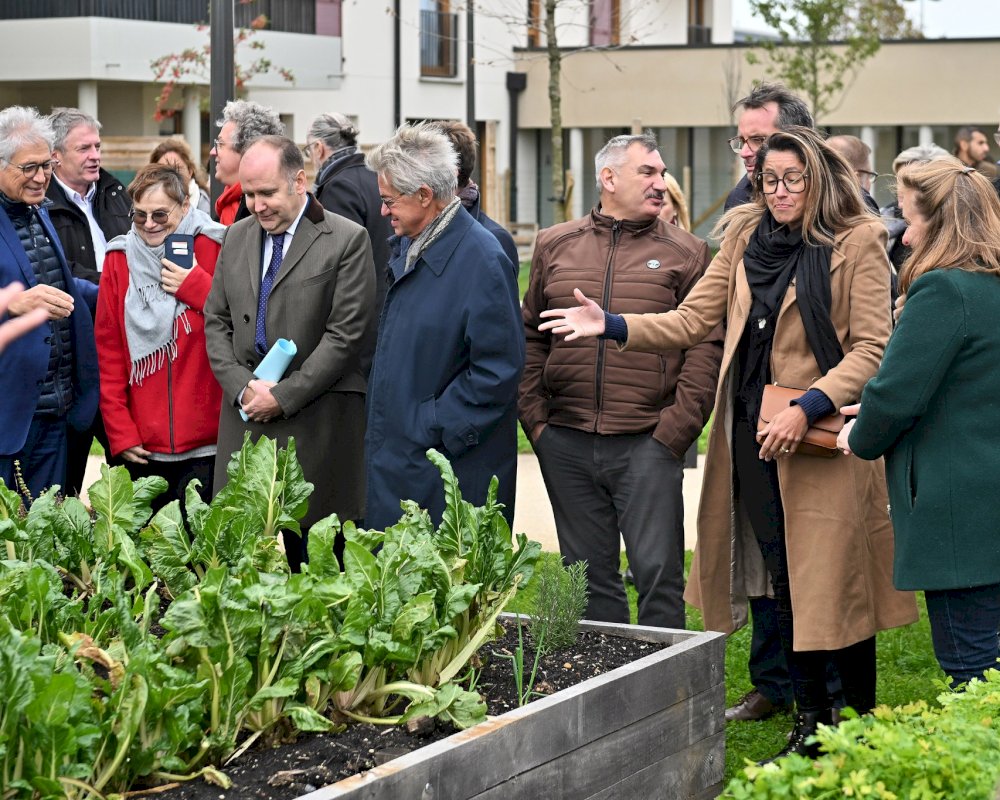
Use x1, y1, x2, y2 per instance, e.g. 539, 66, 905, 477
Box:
0, 0, 319, 34
420, 9, 458, 78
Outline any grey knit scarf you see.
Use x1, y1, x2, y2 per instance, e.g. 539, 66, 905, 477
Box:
405, 196, 461, 271
107, 206, 225, 385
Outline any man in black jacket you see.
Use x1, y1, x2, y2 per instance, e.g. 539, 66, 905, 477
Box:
45, 108, 132, 495
305, 112, 390, 378
724, 84, 813, 211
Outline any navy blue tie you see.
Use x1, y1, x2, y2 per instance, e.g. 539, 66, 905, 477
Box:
255, 232, 285, 355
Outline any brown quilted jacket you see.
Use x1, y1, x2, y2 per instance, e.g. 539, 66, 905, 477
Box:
519, 208, 722, 459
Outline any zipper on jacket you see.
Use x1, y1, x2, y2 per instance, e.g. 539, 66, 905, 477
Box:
167, 358, 176, 453
594, 220, 622, 426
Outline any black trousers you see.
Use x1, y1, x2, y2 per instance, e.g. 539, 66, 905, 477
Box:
124, 455, 215, 520
733, 413, 874, 715
534, 425, 686, 629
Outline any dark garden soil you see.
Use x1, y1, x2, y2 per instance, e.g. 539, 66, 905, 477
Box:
151, 619, 667, 800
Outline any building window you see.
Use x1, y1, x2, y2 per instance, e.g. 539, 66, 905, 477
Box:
589, 0, 619, 47
421, 0, 458, 78
316, 0, 342, 36
527, 0, 541, 47
688, 0, 711, 44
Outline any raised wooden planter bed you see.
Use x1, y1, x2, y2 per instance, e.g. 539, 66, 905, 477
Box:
299, 619, 726, 800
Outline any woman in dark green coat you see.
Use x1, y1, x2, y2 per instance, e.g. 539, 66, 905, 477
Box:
839, 157, 1000, 687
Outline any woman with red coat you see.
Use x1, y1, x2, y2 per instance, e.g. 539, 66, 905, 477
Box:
96, 163, 226, 511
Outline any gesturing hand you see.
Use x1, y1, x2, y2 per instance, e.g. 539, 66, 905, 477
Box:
538, 288, 605, 340
6, 283, 74, 320
0, 283, 47, 351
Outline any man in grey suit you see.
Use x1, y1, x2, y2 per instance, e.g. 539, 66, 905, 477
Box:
204, 135, 375, 570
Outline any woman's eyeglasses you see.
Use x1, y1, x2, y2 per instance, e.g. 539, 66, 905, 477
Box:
759, 172, 809, 194
129, 206, 177, 225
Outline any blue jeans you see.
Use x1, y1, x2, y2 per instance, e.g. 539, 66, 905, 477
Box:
0, 415, 68, 502
924, 583, 1000, 687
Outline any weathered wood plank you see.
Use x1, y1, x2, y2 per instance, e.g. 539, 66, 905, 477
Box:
299, 628, 724, 800
468, 685, 725, 800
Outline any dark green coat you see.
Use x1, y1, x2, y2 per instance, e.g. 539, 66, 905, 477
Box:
849, 268, 1000, 591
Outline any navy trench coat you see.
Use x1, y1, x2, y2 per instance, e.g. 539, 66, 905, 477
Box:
365, 205, 524, 531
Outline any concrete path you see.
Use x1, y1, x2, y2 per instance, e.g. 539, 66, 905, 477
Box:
512, 452, 704, 553
83, 452, 706, 554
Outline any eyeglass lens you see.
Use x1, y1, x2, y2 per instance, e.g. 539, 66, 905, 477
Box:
131, 209, 172, 224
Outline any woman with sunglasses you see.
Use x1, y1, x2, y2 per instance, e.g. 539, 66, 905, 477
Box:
94, 163, 226, 512
538, 127, 917, 762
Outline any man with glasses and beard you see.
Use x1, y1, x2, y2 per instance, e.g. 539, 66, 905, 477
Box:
0, 106, 99, 500
519, 133, 721, 632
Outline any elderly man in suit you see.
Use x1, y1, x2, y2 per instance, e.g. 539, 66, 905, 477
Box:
0, 105, 99, 501
204, 135, 375, 571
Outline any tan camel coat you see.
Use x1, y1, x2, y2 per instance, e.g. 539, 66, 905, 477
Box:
621, 218, 918, 651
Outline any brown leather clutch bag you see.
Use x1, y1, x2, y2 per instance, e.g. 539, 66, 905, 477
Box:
757, 384, 845, 458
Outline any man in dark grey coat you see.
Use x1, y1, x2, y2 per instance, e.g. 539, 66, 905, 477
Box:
204, 135, 374, 571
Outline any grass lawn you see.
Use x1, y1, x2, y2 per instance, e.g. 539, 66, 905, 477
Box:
507, 550, 944, 786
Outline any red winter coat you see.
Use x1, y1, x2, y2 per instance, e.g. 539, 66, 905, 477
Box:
95, 235, 223, 457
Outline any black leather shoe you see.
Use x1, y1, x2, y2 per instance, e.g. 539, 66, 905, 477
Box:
758, 709, 834, 764
725, 689, 789, 723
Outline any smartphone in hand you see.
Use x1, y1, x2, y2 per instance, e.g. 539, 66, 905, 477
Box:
164, 233, 195, 269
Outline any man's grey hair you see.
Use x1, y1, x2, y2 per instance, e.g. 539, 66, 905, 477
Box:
594, 133, 658, 191
217, 100, 284, 155
734, 82, 814, 130
0, 106, 54, 164
307, 112, 358, 151
49, 107, 101, 152
365, 122, 458, 202
892, 143, 950, 175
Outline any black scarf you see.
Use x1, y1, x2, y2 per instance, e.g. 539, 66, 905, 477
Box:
736, 211, 843, 422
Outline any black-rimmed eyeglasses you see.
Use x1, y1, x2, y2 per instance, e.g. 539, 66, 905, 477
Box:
728, 135, 768, 155
2, 158, 60, 178
759, 171, 809, 194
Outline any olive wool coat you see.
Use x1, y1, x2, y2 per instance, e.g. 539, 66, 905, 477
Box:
204, 196, 375, 527
621, 218, 918, 651
849, 268, 1000, 592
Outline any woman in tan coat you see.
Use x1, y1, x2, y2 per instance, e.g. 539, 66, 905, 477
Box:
539, 127, 917, 762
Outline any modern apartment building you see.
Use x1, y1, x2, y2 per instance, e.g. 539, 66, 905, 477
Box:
0, 0, 996, 237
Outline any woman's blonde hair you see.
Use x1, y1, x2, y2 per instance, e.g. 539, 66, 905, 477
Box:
896, 157, 1000, 292
711, 126, 873, 246
661, 172, 691, 231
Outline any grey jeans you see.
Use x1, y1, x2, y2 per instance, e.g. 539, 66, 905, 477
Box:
534, 425, 686, 629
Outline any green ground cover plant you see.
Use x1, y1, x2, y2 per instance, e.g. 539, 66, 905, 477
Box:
508, 551, 947, 786
0, 437, 538, 798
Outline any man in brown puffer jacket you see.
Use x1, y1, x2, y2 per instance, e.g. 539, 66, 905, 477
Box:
519, 133, 722, 629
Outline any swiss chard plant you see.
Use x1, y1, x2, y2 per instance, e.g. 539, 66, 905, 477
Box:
0, 439, 540, 798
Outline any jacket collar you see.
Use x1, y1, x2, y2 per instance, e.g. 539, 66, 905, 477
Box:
591, 205, 658, 235
389, 204, 474, 280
